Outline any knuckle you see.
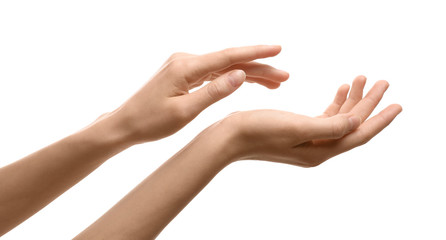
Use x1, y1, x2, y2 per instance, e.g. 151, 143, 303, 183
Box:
166, 58, 199, 82
222, 47, 233, 54
331, 119, 346, 138
168, 52, 187, 61
220, 48, 235, 63
206, 82, 223, 102
349, 95, 361, 102
364, 96, 377, 105
167, 58, 190, 71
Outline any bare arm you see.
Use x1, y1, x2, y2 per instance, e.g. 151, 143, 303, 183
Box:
75, 120, 235, 239
0, 111, 131, 235
76, 76, 402, 239
0, 45, 288, 235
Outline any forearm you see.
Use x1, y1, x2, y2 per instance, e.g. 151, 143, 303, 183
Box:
0, 112, 131, 235
75, 120, 239, 239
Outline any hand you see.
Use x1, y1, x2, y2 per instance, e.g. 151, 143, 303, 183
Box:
74, 76, 400, 239
223, 76, 402, 167
102, 45, 289, 144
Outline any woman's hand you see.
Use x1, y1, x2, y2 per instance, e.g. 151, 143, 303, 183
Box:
222, 76, 402, 167
104, 45, 289, 144
75, 76, 402, 239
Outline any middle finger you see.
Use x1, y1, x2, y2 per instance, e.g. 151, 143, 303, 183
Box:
339, 75, 367, 113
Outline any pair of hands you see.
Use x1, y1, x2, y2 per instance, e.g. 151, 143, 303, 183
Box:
1, 45, 401, 238
103, 45, 401, 167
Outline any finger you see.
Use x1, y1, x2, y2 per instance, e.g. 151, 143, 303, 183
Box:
300, 114, 361, 141
198, 73, 283, 92
245, 77, 281, 89
216, 62, 289, 83
350, 80, 389, 122
320, 84, 350, 118
188, 45, 282, 78
339, 75, 367, 113
333, 104, 402, 153
185, 70, 246, 115
201, 73, 282, 89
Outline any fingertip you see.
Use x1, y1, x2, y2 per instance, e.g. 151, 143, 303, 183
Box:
340, 84, 350, 92
376, 104, 403, 124
358, 74, 367, 79
271, 45, 282, 51
279, 71, 290, 81
377, 79, 390, 89
335, 84, 350, 101
390, 104, 403, 114
355, 75, 367, 82
267, 83, 281, 89
270, 69, 290, 82
351, 75, 367, 90
263, 45, 282, 56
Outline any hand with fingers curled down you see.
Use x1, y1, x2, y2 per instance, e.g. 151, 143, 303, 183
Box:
99, 45, 289, 144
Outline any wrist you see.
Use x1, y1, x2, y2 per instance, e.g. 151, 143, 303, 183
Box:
201, 115, 245, 165
216, 111, 264, 162
80, 110, 135, 151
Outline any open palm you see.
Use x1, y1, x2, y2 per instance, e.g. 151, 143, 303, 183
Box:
227, 76, 402, 167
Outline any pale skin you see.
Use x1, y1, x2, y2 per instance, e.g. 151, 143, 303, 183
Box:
0, 45, 288, 236
75, 76, 402, 239
0, 45, 402, 239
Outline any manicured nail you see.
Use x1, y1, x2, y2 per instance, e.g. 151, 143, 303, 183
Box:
348, 116, 361, 130
228, 70, 246, 87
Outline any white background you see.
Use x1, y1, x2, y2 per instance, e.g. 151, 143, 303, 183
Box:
1, 0, 445, 239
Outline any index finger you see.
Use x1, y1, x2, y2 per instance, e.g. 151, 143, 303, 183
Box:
188, 45, 282, 78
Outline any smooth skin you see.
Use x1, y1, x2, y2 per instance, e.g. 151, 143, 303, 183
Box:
75, 76, 402, 239
0, 45, 289, 236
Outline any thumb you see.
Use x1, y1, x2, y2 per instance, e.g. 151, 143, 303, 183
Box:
304, 114, 361, 140
187, 70, 246, 114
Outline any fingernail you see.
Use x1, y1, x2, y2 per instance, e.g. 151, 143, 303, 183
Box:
348, 116, 361, 130
227, 70, 246, 87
